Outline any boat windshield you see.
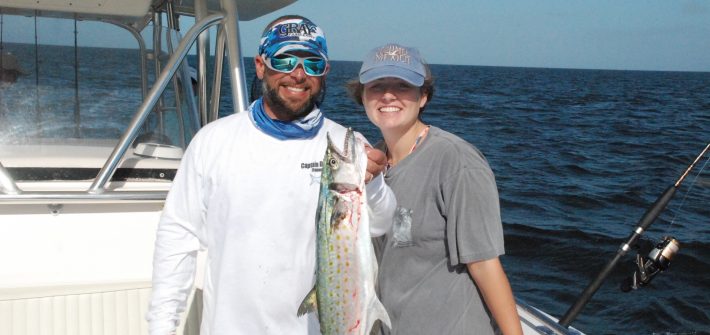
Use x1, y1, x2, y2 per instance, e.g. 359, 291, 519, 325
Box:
0, 15, 199, 182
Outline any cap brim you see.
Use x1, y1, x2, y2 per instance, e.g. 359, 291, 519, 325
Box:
273, 43, 328, 60
359, 65, 424, 86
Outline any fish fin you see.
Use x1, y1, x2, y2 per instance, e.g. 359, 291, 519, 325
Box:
297, 286, 318, 317
366, 297, 392, 334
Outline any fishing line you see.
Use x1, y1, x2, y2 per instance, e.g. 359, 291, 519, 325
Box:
669, 148, 710, 227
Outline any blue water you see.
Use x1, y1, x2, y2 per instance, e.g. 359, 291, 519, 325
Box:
3, 44, 710, 334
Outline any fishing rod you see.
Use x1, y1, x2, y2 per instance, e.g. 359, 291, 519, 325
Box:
558, 142, 710, 328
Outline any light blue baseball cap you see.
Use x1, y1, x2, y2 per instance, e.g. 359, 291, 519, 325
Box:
359, 43, 426, 86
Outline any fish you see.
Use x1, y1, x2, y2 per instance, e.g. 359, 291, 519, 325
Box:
298, 128, 391, 335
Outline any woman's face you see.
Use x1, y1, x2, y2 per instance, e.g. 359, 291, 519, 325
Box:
362, 77, 427, 134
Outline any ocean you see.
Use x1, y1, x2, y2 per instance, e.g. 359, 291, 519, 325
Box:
2, 44, 709, 334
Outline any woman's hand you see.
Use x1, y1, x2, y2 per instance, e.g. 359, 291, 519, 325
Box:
364, 145, 387, 184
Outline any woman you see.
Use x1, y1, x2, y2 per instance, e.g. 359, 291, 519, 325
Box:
346, 43, 523, 335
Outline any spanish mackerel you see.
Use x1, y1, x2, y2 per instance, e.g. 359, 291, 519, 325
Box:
298, 128, 391, 334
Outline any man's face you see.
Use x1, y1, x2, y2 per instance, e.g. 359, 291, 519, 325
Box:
255, 51, 327, 121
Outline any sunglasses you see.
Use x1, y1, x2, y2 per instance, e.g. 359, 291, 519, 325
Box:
264, 53, 328, 76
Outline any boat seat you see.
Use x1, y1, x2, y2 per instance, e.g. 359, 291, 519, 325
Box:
133, 132, 172, 148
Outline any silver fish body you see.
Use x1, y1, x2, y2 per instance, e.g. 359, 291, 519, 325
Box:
298, 129, 391, 335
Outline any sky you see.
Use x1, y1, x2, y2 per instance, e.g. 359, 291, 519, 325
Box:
2, 0, 709, 72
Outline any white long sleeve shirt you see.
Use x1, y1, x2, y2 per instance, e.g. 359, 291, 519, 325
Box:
146, 109, 395, 335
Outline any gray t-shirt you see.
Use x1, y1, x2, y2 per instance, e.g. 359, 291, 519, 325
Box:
375, 126, 505, 335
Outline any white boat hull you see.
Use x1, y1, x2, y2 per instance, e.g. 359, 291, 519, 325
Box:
0, 202, 161, 287
0, 200, 204, 335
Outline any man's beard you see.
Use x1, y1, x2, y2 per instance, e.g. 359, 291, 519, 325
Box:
262, 80, 319, 121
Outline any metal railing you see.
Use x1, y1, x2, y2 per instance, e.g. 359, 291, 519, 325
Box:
89, 13, 224, 194
0, 13, 226, 202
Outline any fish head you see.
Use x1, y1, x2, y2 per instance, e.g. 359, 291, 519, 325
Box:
325, 128, 364, 193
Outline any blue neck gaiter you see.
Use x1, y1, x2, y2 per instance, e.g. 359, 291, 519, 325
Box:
248, 98, 324, 140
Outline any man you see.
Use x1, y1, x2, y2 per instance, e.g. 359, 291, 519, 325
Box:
146, 15, 396, 335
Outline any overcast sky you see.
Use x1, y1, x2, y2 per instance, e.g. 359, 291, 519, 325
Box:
2, 0, 709, 72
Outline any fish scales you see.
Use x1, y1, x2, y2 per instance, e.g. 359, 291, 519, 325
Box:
298, 128, 391, 335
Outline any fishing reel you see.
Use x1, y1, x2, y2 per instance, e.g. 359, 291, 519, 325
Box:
621, 236, 680, 292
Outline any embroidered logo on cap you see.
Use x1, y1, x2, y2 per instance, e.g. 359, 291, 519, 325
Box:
375, 44, 413, 64
276, 22, 318, 38
258, 18, 328, 60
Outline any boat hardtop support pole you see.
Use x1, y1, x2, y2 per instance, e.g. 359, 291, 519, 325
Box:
220, 0, 249, 115
33, 13, 41, 136
73, 16, 82, 138
153, 11, 166, 133
558, 143, 710, 327
208, 26, 226, 123
195, 0, 210, 126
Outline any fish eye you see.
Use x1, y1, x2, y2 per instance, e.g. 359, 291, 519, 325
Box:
328, 158, 338, 168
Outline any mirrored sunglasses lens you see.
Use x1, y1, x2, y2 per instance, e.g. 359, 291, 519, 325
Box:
303, 58, 326, 76
269, 56, 298, 72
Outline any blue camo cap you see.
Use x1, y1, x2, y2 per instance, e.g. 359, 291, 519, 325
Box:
258, 17, 328, 61
359, 43, 426, 86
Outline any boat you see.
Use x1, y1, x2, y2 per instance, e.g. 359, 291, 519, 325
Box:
0, 1, 585, 334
